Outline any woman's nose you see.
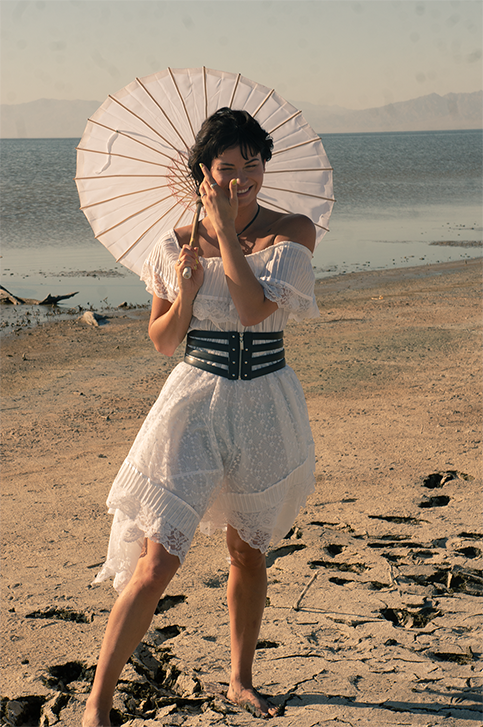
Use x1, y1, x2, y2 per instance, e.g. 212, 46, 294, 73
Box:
236, 169, 248, 184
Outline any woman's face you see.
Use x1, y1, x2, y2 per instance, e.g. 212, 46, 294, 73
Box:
210, 146, 264, 207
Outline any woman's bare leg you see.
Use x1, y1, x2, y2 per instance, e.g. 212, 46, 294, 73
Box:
82, 540, 180, 727
225, 525, 278, 718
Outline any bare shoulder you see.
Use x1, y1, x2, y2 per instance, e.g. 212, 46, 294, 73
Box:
271, 214, 316, 252
173, 225, 191, 247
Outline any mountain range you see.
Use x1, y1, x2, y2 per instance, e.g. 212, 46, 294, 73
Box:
295, 91, 482, 134
0, 91, 481, 138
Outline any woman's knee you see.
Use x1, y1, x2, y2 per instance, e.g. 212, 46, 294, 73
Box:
134, 539, 180, 589
226, 527, 265, 570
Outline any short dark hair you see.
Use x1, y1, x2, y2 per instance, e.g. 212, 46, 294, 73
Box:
188, 108, 273, 189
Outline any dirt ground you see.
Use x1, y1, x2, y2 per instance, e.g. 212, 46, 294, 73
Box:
1, 258, 482, 726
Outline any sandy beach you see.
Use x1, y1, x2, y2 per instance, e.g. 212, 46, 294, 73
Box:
1, 257, 482, 726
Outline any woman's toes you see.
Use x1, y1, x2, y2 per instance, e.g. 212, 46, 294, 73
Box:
227, 685, 281, 719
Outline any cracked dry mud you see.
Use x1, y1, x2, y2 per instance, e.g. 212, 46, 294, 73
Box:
1, 259, 482, 726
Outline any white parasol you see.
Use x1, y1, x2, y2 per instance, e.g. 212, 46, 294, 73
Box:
75, 67, 334, 278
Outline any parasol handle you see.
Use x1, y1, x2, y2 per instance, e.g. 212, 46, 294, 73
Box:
182, 197, 203, 279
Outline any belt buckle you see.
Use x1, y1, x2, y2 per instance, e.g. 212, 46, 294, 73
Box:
240, 332, 252, 380
228, 333, 240, 380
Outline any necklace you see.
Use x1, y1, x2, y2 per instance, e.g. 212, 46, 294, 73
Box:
236, 205, 260, 237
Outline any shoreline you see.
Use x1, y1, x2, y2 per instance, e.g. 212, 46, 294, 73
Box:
1, 255, 482, 726
314, 255, 483, 296
1, 256, 481, 339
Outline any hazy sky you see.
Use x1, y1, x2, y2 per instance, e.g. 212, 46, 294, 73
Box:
1, 0, 481, 110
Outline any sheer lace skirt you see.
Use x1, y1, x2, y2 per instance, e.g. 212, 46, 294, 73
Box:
94, 362, 315, 593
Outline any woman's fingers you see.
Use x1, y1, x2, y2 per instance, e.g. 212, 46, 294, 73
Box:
179, 244, 199, 261
176, 246, 203, 287
199, 162, 215, 186
199, 164, 239, 231
229, 178, 238, 204
199, 163, 211, 197
199, 163, 238, 223
177, 246, 199, 270
199, 163, 225, 199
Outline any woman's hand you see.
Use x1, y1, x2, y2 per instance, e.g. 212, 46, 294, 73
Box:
148, 244, 203, 356
199, 163, 238, 233
175, 244, 204, 298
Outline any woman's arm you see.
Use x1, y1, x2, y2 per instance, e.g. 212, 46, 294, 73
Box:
214, 212, 279, 327
200, 166, 315, 326
199, 168, 274, 326
148, 244, 203, 356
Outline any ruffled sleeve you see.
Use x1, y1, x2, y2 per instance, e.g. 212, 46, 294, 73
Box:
257, 242, 319, 321
140, 230, 179, 302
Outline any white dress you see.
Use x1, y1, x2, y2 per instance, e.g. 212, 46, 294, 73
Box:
95, 230, 319, 593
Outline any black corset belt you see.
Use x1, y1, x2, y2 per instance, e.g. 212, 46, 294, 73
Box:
184, 330, 286, 380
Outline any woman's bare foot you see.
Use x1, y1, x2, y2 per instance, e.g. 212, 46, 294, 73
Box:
82, 699, 111, 727
227, 683, 281, 719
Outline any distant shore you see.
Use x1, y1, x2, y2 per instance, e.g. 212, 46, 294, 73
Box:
1, 91, 481, 137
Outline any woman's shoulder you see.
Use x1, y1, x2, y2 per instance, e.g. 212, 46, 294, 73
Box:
269, 213, 316, 252
158, 229, 181, 252
144, 229, 180, 269
173, 224, 191, 247
140, 230, 180, 300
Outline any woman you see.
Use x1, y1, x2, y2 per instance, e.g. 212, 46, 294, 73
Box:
83, 108, 319, 726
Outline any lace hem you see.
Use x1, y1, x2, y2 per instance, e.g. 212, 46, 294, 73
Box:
140, 259, 177, 301
261, 279, 319, 320
192, 296, 237, 324
199, 445, 315, 548
93, 446, 315, 592
93, 508, 192, 593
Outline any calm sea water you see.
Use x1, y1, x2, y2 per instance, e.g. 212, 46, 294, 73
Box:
0, 130, 481, 312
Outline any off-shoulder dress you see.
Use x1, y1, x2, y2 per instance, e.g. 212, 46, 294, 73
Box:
94, 230, 320, 593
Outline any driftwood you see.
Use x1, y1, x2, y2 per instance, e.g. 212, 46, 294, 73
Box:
0, 285, 78, 306
36, 292, 79, 305
0, 286, 24, 305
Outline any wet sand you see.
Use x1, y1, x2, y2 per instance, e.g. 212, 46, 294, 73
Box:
1, 258, 482, 726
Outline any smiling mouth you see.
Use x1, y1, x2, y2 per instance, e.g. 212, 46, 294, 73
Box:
237, 186, 251, 195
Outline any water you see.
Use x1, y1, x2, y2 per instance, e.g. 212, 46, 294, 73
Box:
1, 131, 481, 316
1, 138, 152, 313
317, 129, 482, 275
